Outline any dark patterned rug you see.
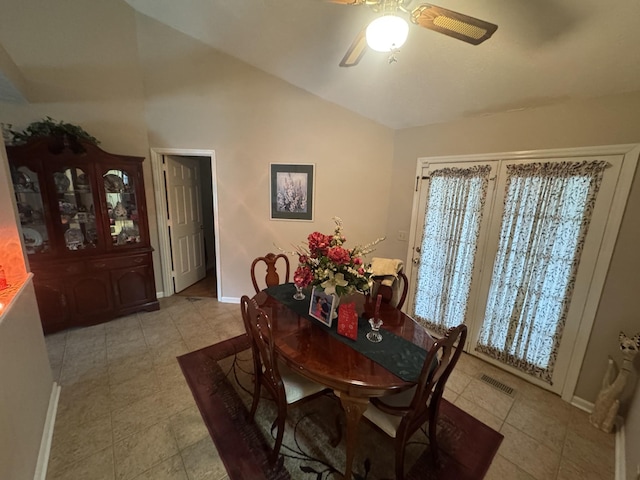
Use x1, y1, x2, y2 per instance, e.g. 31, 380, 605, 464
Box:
177, 335, 503, 480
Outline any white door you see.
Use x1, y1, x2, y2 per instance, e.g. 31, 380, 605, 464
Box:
166, 155, 206, 293
407, 151, 627, 396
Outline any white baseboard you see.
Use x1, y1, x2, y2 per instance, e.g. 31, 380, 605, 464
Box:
571, 396, 626, 480
33, 382, 60, 480
570, 395, 594, 413
616, 417, 626, 480
218, 296, 240, 304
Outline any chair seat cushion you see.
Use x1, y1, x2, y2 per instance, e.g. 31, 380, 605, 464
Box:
279, 361, 326, 404
363, 386, 416, 438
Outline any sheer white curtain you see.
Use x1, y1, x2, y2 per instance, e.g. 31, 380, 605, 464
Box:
476, 161, 609, 383
413, 165, 491, 337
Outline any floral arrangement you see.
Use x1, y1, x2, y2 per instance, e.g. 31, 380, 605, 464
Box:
290, 217, 384, 296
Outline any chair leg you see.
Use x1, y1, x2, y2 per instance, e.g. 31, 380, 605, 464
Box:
249, 377, 261, 419
428, 416, 440, 468
395, 432, 407, 480
269, 404, 287, 463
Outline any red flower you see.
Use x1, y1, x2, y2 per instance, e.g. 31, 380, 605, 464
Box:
307, 232, 331, 256
293, 265, 314, 287
353, 257, 363, 266
327, 246, 351, 265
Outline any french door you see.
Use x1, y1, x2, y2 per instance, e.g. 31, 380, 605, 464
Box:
406, 146, 638, 398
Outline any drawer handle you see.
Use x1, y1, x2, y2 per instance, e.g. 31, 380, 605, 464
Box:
133, 257, 144, 264
94, 262, 107, 269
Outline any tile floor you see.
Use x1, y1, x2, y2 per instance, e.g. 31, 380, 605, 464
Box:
43, 295, 615, 480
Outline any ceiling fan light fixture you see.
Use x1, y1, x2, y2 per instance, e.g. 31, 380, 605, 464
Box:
365, 15, 409, 52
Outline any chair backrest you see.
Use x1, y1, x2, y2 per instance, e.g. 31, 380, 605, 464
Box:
407, 324, 467, 421
369, 269, 409, 309
251, 253, 290, 294
240, 295, 285, 395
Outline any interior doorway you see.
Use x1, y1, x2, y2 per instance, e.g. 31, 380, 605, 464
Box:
150, 148, 221, 299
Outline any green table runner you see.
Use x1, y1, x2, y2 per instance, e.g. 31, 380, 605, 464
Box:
264, 283, 429, 382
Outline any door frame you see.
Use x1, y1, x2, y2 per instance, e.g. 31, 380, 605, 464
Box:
405, 144, 639, 402
150, 148, 221, 299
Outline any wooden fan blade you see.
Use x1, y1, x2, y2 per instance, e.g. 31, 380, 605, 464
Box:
339, 29, 368, 67
326, 0, 367, 4
411, 4, 498, 45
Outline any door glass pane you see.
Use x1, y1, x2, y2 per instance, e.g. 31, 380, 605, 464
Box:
476, 161, 609, 383
11, 165, 50, 254
56, 167, 98, 250
104, 169, 140, 246
412, 165, 491, 337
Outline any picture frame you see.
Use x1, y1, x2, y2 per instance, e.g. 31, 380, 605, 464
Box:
308, 287, 337, 327
270, 163, 314, 221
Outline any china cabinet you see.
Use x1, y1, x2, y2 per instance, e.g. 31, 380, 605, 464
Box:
7, 135, 159, 333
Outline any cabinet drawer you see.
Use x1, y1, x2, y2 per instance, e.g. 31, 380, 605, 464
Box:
88, 254, 149, 271
33, 261, 85, 277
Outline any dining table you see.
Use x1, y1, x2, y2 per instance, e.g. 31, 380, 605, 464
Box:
253, 283, 436, 480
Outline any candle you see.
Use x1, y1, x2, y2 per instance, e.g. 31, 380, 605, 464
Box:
374, 293, 382, 320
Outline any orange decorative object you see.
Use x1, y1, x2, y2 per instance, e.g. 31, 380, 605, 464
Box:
337, 302, 358, 340
0, 265, 6, 290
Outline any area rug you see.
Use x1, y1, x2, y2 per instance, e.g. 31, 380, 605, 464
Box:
177, 335, 503, 480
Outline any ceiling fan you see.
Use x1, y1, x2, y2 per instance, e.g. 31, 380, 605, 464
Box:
329, 0, 498, 67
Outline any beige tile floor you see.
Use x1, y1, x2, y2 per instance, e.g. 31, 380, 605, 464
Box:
43, 295, 615, 480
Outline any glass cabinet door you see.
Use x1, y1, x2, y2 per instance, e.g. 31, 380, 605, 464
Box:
104, 169, 141, 246
12, 165, 50, 254
55, 166, 98, 250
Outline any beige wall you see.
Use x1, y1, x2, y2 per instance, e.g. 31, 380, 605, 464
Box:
391, 92, 640, 403
134, 14, 395, 297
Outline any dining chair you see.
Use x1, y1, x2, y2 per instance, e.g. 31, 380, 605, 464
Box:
369, 269, 409, 310
240, 295, 328, 463
251, 252, 290, 294
362, 324, 468, 479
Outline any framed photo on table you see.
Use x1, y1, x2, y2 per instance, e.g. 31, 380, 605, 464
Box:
270, 163, 314, 221
309, 287, 337, 327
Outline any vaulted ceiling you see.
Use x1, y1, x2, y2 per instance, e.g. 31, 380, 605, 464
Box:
2, 1, 640, 130
124, 0, 640, 129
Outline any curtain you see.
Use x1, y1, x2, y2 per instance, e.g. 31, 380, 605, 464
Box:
476, 161, 609, 383
413, 165, 491, 337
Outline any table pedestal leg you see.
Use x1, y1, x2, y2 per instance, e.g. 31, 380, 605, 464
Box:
337, 391, 369, 480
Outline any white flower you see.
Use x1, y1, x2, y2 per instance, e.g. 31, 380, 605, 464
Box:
320, 272, 349, 295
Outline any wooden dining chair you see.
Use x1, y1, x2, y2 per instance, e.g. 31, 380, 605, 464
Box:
368, 269, 409, 310
362, 324, 468, 479
251, 253, 290, 294
240, 295, 328, 463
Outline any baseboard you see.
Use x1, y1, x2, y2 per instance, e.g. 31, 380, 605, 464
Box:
218, 296, 240, 304
33, 382, 60, 480
570, 395, 594, 413
571, 396, 626, 479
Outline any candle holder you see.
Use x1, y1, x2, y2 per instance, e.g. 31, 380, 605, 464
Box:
366, 317, 384, 343
366, 293, 384, 343
293, 283, 305, 300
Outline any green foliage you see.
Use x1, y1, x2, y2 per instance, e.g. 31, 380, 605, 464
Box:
7, 117, 99, 145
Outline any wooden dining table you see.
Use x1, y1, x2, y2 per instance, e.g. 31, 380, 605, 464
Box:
253, 286, 435, 480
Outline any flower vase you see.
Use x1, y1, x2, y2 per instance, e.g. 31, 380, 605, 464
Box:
331, 295, 341, 319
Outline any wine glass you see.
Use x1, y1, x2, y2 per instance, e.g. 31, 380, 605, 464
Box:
366, 317, 383, 343
293, 282, 305, 300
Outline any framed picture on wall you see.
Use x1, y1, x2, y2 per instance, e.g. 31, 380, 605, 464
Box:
270, 163, 314, 221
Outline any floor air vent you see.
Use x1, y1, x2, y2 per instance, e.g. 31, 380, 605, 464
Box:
479, 374, 515, 397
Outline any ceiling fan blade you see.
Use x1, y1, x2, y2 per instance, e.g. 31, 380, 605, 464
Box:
339, 29, 368, 67
325, 0, 367, 4
411, 4, 498, 45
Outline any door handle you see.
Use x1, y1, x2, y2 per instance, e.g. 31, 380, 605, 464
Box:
413, 258, 420, 265
415, 246, 421, 253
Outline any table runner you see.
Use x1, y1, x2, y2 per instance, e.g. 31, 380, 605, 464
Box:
264, 283, 429, 382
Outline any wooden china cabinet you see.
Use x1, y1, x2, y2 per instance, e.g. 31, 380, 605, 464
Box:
7, 135, 159, 333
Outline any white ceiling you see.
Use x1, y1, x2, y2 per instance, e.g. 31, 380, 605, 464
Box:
124, 0, 640, 129
4, 0, 640, 130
